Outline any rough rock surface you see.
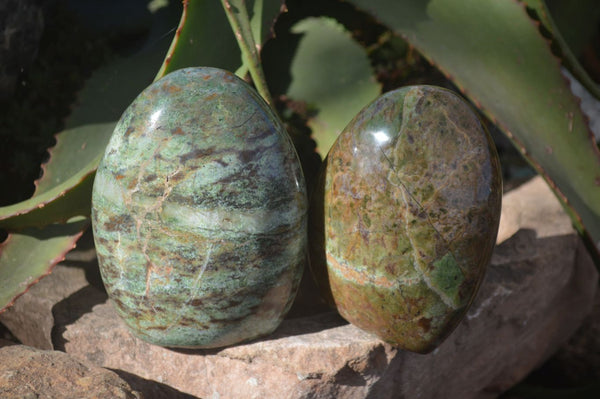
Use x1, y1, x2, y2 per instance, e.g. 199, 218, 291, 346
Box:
0, 245, 100, 349
1, 176, 598, 398
0, 345, 141, 398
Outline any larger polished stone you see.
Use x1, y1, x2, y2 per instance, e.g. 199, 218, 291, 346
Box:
92, 67, 307, 348
310, 85, 502, 353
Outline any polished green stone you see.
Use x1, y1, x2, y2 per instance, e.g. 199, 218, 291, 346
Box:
309, 86, 502, 353
91, 67, 307, 348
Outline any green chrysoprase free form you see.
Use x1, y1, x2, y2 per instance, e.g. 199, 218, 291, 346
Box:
310, 86, 502, 353
91, 67, 307, 348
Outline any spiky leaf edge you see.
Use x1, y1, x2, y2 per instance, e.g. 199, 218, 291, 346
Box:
345, 0, 600, 266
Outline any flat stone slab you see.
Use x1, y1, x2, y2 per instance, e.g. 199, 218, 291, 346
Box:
0, 345, 141, 398
2, 176, 598, 398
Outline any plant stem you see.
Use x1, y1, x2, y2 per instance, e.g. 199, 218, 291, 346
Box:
221, 0, 274, 106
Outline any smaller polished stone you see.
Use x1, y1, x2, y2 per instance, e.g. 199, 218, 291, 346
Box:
92, 67, 307, 348
310, 85, 502, 353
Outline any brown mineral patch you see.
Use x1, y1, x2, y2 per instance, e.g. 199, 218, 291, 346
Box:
417, 317, 432, 332
124, 126, 135, 137
172, 127, 185, 136
180, 147, 214, 163
103, 214, 133, 232
189, 298, 203, 307
222, 73, 235, 82
165, 84, 182, 94
144, 174, 157, 182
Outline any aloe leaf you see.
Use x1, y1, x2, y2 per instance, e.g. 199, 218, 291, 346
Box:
0, 163, 96, 230
545, 0, 600, 61
156, 0, 283, 79
347, 0, 600, 259
0, 0, 287, 312
522, 0, 600, 99
0, 0, 285, 230
0, 5, 179, 228
250, 0, 283, 47
0, 3, 179, 312
265, 16, 381, 154
0, 217, 89, 313
221, 0, 274, 105
35, 5, 180, 195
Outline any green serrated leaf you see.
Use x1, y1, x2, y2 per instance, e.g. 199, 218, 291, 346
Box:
0, 2, 180, 312
1, 0, 286, 231
156, 0, 283, 79
0, 1, 288, 312
0, 217, 89, 313
0, 162, 96, 230
275, 16, 381, 154
0, 5, 180, 228
220, 0, 274, 104
156, 1, 238, 78
523, 0, 600, 99
37, 4, 181, 194
545, 0, 600, 60
251, 0, 283, 46
232, 0, 285, 80
348, 0, 600, 260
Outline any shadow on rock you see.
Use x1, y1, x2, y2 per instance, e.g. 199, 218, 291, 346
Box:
110, 369, 199, 399
52, 285, 108, 351
59, 228, 106, 292
168, 310, 348, 357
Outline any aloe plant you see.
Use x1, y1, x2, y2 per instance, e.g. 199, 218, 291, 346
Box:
348, 0, 600, 264
1, 0, 599, 321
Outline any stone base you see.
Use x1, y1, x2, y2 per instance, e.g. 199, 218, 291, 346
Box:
1, 176, 598, 398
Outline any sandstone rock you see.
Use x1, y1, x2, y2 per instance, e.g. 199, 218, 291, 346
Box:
496, 176, 576, 242
379, 227, 596, 399
2, 176, 598, 398
54, 176, 597, 398
0, 345, 141, 398
0, 238, 100, 350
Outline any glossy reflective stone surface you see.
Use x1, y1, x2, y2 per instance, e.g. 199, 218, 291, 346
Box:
310, 86, 502, 353
92, 67, 307, 348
